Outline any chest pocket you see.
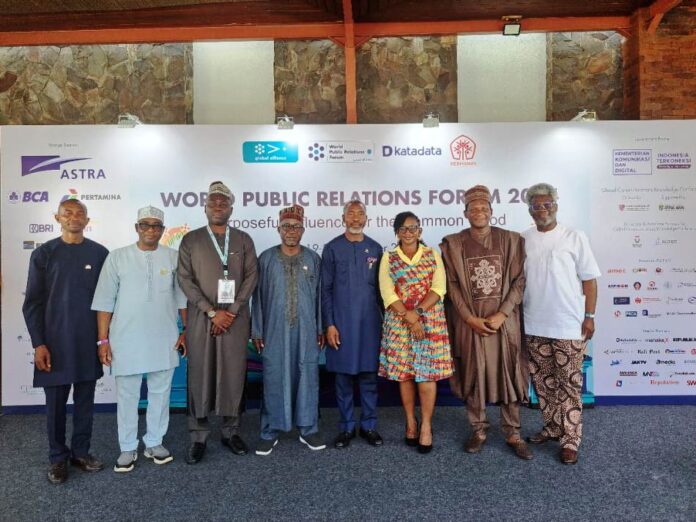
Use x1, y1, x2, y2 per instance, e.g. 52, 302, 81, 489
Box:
156, 266, 176, 294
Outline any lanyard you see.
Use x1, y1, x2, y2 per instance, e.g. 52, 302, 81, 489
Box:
206, 226, 230, 279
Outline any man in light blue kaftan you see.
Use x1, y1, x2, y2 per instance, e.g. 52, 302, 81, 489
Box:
92, 206, 187, 472
251, 205, 325, 455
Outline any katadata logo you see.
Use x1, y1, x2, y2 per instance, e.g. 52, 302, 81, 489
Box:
21, 155, 106, 179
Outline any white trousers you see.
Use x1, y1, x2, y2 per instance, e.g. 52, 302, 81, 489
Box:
115, 368, 175, 451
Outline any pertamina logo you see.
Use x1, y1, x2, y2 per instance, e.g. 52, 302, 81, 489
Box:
21, 155, 106, 179
62, 188, 121, 203
449, 135, 477, 167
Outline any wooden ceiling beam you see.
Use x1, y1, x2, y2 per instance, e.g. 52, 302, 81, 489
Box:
647, 0, 682, 34
0, 23, 346, 46
0, 14, 634, 46
355, 16, 632, 38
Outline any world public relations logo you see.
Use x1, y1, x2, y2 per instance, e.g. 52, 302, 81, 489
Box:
21, 155, 106, 179
242, 142, 298, 163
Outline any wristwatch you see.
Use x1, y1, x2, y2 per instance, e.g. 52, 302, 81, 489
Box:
416, 307, 425, 316
584, 312, 595, 319
207, 309, 217, 319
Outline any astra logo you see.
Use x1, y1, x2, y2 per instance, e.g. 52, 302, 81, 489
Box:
382, 145, 442, 158
21, 155, 105, 179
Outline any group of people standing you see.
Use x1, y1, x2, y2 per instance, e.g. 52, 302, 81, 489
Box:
23, 180, 600, 485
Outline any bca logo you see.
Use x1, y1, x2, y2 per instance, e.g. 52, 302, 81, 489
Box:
24, 191, 49, 203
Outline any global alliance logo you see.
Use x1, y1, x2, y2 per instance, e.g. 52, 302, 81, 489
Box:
242, 141, 298, 163
21, 155, 106, 179
382, 145, 442, 158
449, 135, 476, 167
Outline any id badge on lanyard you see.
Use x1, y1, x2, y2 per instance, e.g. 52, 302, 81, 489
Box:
207, 226, 236, 304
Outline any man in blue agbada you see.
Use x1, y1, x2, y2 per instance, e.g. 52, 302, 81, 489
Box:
91, 206, 187, 473
23, 199, 109, 484
321, 200, 384, 449
252, 204, 325, 456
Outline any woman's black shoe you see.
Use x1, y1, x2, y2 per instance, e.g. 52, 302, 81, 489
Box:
417, 428, 433, 453
404, 419, 420, 447
417, 442, 433, 454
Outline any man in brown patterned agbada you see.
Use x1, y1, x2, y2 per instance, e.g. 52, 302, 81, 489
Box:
440, 185, 532, 460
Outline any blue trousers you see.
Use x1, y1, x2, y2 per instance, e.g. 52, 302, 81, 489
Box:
44, 380, 96, 464
334, 372, 378, 432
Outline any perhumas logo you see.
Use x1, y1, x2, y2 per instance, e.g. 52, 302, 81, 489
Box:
450, 135, 477, 167
21, 155, 106, 179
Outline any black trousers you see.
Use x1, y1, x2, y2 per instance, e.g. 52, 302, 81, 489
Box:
44, 380, 96, 463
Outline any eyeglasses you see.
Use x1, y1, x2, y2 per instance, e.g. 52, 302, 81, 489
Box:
529, 202, 556, 212
137, 223, 165, 232
280, 223, 304, 232
397, 225, 421, 234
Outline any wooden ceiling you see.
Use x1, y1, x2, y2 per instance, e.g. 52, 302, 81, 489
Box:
0, 0, 681, 45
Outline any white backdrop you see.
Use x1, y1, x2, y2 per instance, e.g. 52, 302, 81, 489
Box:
2, 122, 694, 406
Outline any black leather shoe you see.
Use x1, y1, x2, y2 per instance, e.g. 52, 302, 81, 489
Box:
359, 428, 384, 447
47, 460, 68, 484
70, 454, 104, 472
404, 420, 420, 447
186, 442, 206, 464
417, 428, 433, 454
334, 430, 356, 449
221, 435, 248, 456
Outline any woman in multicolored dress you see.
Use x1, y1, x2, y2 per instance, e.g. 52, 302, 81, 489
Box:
378, 211, 453, 454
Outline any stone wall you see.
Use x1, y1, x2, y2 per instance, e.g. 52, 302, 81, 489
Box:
546, 32, 624, 121
0, 44, 193, 124
274, 40, 346, 124
357, 36, 457, 123
624, 3, 696, 119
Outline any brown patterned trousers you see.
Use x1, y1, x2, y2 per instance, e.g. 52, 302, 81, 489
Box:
525, 335, 586, 450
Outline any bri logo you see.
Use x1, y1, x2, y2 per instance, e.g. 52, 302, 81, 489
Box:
21, 155, 106, 179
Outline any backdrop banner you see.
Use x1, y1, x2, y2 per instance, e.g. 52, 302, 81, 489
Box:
2, 122, 694, 407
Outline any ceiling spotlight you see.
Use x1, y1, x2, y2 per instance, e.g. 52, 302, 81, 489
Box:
277, 115, 294, 130
422, 112, 440, 128
502, 15, 522, 36
571, 109, 598, 122
117, 113, 142, 128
